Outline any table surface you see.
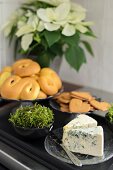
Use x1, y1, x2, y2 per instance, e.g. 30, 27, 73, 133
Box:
0, 81, 113, 170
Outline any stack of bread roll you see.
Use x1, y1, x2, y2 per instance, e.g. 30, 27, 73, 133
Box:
0, 59, 62, 100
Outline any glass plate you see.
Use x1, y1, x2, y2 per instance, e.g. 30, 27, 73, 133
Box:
45, 126, 113, 165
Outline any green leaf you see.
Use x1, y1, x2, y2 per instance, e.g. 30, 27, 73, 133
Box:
20, 5, 36, 12
65, 45, 86, 71
19, 42, 39, 56
47, 49, 57, 60
9, 26, 17, 45
34, 34, 41, 43
22, 1, 52, 9
14, 38, 20, 58
41, 37, 48, 50
84, 27, 96, 38
50, 43, 63, 57
82, 40, 94, 56
36, 52, 51, 67
84, 31, 96, 38
44, 30, 61, 47
62, 32, 80, 46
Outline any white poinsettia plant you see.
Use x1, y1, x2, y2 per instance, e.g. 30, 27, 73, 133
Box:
3, 0, 95, 70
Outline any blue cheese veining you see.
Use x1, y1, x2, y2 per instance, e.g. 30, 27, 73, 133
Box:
62, 126, 104, 157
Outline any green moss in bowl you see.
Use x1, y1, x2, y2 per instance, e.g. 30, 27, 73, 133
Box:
106, 105, 113, 123
105, 105, 113, 133
9, 103, 54, 138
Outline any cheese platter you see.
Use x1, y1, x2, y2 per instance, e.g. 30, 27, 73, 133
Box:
0, 85, 113, 170
45, 115, 113, 166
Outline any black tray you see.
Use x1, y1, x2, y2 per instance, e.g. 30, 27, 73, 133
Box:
0, 98, 12, 107
0, 102, 113, 170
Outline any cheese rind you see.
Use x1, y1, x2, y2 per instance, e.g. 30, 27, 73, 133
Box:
62, 126, 104, 157
63, 114, 97, 131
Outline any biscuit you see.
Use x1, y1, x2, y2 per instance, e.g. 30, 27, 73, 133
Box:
90, 100, 111, 111
60, 107, 69, 112
90, 106, 95, 111
54, 90, 111, 113
69, 98, 91, 113
58, 97, 70, 104
54, 92, 71, 100
70, 94, 86, 101
70, 91, 93, 101
59, 103, 69, 108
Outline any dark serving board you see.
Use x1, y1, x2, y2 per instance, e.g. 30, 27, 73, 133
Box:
0, 98, 12, 107
0, 102, 113, 170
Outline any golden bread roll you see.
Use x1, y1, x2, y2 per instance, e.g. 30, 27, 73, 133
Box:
38, 76, 58, 96
1, 76, 40, 100
30, 74, 39, 81
12, 59, 41, 77
2, 66, 12, 72
0, 71, 11, 88
37, 90, 47, 99
12, 59, 32, 69
20, 78, 40, 100
39, 68, 62, 90
1, 75, 22, 99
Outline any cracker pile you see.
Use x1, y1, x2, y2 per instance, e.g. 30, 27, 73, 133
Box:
54, 91, 111, 113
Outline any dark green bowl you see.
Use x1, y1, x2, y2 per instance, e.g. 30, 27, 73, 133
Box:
12, 123, 53, 139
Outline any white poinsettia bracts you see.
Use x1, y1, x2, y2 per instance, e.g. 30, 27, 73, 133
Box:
3, 9, 24, 36
3, 0, 94, 55
36, 2, 89, 36
37, 3, 71, 32
37, 3, 71, 22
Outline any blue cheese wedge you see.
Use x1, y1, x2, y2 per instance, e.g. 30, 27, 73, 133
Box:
63, 115, 97, 131
62, 126, 104, 157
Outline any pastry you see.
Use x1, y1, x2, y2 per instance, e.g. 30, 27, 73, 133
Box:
39, 68, 62, 90
1, 75, 22, 99
0, 59, 62, 100
20, 78, 40, 100
12, 59, 41, 77
37, 90, 47, 99
12, 59, 32, 69
0, 75, 40, 100
0, 71, 11, 88
38, 76, 58, 96
2, 66, 12, 72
